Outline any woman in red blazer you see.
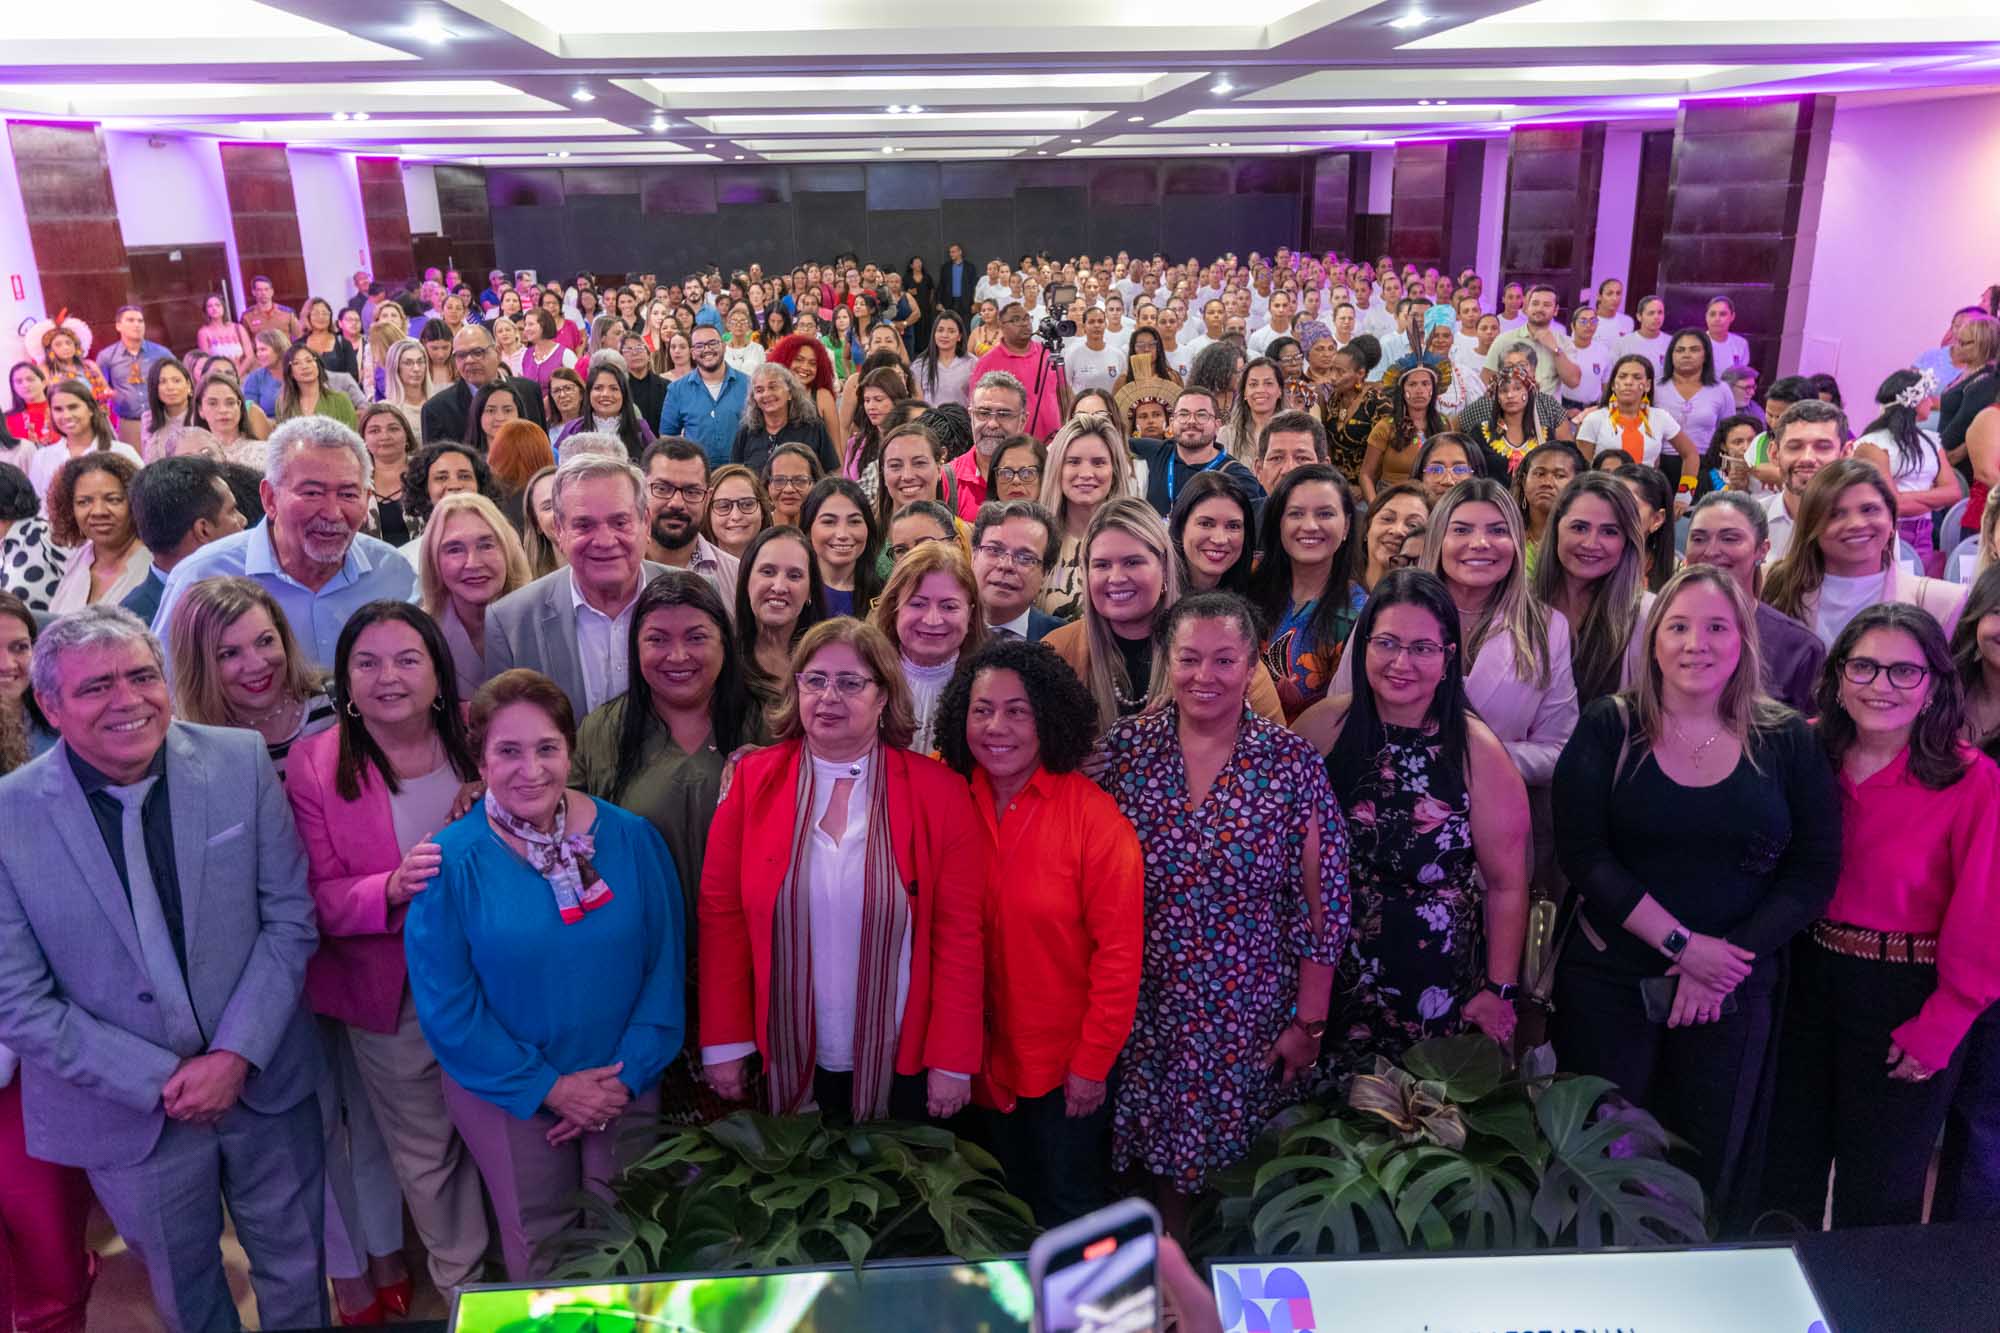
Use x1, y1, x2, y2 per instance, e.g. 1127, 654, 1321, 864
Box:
285, 601, 491, 1312
701, 617, 986, 1124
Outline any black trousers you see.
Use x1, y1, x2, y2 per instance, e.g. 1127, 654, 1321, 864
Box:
1552, 957, 1778, 1230
1936, 1004, 2000, 1221
1762, 940, 1964, 1230
812, 1067, 938, 1126
982, 1087, 1112, 1227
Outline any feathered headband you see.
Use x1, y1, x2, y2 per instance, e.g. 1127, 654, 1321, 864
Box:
1895, 368, 1938, 411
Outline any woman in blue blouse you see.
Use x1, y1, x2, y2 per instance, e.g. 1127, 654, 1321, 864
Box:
406, 667, 685, 1280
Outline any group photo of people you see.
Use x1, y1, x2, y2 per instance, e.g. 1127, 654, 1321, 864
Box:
2, 244, 1999, 1333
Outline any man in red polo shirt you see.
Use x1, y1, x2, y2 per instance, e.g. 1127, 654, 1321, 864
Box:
972, 303, 1069, 440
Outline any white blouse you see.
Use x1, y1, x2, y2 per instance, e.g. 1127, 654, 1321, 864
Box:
804, 752, 912, 1073
901, 654, 958, 755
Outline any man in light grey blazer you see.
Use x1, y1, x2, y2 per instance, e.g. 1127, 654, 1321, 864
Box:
484, 449, 666, 717
0, 606, 325, 1333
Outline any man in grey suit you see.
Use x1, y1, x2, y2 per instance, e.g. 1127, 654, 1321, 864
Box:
0, 606, 325, 1333
484, 450, 667, 717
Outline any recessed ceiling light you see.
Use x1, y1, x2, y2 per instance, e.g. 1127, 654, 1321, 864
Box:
1070, 137, 1082, 143
332, 111, 349, 122
887, 104, 904, 114
1418, 99, 1431, 105
1036, 150, 1048, 155
1211, 80, 1233, 95
1436, 99, 1449, 105
410, 19, 450, 43
908, 105, 923, 114
881, 145, 895, 153
1388, 10, 1431, 28
704, 142, 715, 148
734, 154, 745, 160
558, 150, 571, 158
572, 88, 595, 103
1127, 115, 1144, 123
352, 111, 370, 122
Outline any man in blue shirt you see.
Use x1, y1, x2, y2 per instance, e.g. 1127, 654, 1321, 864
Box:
95, 306, 173, 445
153, 418, 415, 670
657, 325, 749, 467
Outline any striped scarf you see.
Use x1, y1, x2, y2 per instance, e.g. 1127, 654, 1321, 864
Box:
767, 745, 909, 1120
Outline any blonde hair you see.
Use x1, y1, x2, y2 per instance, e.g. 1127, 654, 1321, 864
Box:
1422, 478, 1554, 687
168, 575, 323, 727
367, 304, 407, 373
766, 617, 917, 750
870, 540, 988, 662
1039, 413, 1135, 535
1080, 496, 1181, 732
386, 336, 436, 406
418, 493, 533, 619
1620, 563, 1789, 777
517, 464, 564, 578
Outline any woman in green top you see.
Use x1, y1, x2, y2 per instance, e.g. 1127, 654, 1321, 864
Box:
571, 571, 766, 1123
276, 343, 357, 427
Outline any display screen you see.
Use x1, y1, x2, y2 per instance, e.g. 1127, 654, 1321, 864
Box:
1039, 1217, 1159, 1333
449, 1258, 1033, 1333
1211, 1244, 1834, 1333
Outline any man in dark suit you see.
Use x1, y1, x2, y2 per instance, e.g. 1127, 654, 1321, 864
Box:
972, 499, 1061, 641
937, 242, 976, 319
122, 455, 246, 625
419, 324, 545, 443
0, 606, 325, 1333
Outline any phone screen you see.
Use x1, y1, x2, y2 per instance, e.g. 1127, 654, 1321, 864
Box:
1037, 1214, 1159, 1333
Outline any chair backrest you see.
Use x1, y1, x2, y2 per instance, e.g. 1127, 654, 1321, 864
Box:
1941, 495, 1970, 550
1897, 537, 1923, 575
1673, 513, 1690, 554
1947, 534, 1982, 585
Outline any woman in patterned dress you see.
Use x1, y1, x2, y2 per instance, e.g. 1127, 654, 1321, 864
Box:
1097, 590, 1351, 1231
1295, 569, 1530, 1079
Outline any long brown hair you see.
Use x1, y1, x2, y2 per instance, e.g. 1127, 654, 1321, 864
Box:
168, 576, 324, 728
1761, 458, 1896, 621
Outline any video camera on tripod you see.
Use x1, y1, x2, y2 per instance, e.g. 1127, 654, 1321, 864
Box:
1037, 282, 1079, 368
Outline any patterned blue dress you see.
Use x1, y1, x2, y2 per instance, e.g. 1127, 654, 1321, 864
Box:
1098, 705, 1352, 1193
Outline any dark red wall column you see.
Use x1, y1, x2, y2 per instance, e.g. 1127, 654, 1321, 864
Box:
435, 166, 496, 279
356, 156, 414, 288
218, 142, 308, 312
1501, 124, 1605, 306
7, 120, 132, 344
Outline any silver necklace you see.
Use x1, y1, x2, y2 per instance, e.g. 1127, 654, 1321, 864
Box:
1671, 717, 1724, 765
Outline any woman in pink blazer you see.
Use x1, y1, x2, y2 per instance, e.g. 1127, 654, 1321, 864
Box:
285, 601, 492, 1311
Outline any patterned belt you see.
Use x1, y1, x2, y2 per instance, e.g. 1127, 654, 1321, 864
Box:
1812, 920, 1938, 966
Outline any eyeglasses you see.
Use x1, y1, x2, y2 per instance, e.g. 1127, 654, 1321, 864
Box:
971, 407, 1023, 425
648, 481, 709, 505
976, 542, 1043, 570
995, 465, 1042, 485
1366, 634, 1449, 663
691, 339, 723, 352
1423, 463, 1478, 480
796, 670, 876, 698
452, 346, 493, 360
889, 534, 946, 560
1172, 410, 1217, 424
1840, 657, 1929, 690
710, 497, 761, 517
767, 475, 813, 493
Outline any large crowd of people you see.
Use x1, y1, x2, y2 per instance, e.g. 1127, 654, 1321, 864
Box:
1, 246, 1999, 1333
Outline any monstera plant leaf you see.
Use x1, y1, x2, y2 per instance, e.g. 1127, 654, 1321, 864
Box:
1402, 1034, 1508, 1104
1250, 1146, 1406, 1254
1529, 1076, 1708, 1247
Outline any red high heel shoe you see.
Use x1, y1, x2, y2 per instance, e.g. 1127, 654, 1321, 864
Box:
376, 1275, 416, 1319
338, 1297, 386, 1326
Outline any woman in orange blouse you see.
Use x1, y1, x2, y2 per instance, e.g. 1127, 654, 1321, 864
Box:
936, 636, 1143, 1225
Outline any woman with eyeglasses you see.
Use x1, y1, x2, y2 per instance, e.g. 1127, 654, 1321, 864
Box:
1036, 415, 1134, 623
702, 463, 770, 560
985, 435, 1046, 505
1411, 432, 1481, 507
761, 442, 823, 531
1296, 569, 1529, 1076
1763, 603, 2000, 1230
1553, 565, 1839, 1230
700, 618, 986, 1124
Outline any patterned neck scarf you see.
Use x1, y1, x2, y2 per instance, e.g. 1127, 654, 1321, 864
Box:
484, 790, 611, 924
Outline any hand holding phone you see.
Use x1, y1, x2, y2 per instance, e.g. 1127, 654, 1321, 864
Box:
1030, 1199, 1161, 1333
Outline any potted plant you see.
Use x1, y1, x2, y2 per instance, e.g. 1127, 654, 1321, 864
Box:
1197, 1034, 1710, 1256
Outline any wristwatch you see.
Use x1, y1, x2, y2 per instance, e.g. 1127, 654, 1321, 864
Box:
1290, 1016, 1328, 1040
1660, 927, 1691, 960
1481, 979, 1519, 1002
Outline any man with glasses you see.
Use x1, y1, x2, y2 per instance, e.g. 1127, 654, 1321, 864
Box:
1133, 385, 1260, 517
970, 499, 1060, 642
659, 324, 749, 467
972, 303, 1069, 442
639, 437, 739, 611
950, 372, 1030, 519
419, 324, 545, 444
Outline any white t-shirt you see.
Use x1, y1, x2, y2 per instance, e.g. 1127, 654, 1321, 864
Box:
1179, 331, 1216, 364
723, 341, 765, 374
1574, 405, 1683, 468
1598, 311, 1636, 338
1161, 340, 1194, 378
1815, 570, 1888, 649
1617, 330, 1672, 379
1358, 304, 1398, 341
1063, 340, 1125, 393
1568, 339, 1617, 405
1762, 490, 1796, 562
1858, 427, 1943, 495
1707, 331, 1751, 374
1499, 313, 1528, 332
1246, 323, 1293, 356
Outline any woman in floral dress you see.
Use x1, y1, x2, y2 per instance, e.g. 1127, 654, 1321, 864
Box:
1295, 569, 1531, 1079
1098, 591, 1351, 1225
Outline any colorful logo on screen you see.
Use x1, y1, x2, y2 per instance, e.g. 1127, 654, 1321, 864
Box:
1214, 1266, 1316, 1333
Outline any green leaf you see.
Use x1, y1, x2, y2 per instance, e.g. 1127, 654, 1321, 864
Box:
1251, 1155, 1403, 1255
1461, 1098, 1542, 1167
1403, 1034, 1507, 1103
1533, 1079, 1708, 1247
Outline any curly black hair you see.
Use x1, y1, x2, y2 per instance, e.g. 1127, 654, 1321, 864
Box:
934, 637, 1099, 779
402, 441, 501, 526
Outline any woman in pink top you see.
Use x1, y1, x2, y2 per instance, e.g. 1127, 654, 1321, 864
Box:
1763, 602, 2000, 1229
